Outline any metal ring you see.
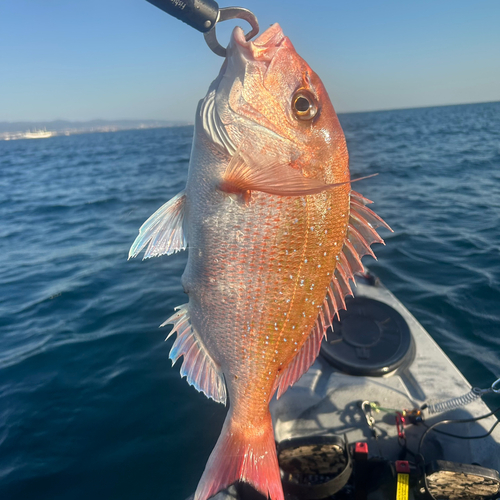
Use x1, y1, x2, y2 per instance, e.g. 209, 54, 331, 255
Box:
204, 7, 259, 57
491, 377, 500, 394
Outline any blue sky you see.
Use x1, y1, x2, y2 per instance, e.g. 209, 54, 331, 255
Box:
1, 0, 499, 122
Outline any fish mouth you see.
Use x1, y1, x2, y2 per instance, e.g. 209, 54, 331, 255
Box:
229, 23, 285, 62
207, 23, 291, 147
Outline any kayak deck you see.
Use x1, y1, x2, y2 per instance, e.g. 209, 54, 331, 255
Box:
272, 274, 500, 471
188, 273, 500, 499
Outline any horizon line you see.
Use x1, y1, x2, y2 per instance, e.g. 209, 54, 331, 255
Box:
337, 98, 500, 116
2, 99, 499, 124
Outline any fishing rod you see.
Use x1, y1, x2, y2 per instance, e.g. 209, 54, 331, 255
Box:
145, 0, 259, 57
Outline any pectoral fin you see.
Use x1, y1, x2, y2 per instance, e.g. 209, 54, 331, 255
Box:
220, 150, 349, 198
128, 190, 187, 260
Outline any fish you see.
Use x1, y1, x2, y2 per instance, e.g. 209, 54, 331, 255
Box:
129, 22, 391, 500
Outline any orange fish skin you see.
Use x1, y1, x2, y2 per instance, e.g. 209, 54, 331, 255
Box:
182, 25, 353, 500
129, 22, 390, 500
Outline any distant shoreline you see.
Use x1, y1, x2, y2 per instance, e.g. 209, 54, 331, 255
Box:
2, 100, 499, 141
0, 120, 192, 141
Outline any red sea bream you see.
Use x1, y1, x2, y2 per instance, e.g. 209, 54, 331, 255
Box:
129, 23, 391, 500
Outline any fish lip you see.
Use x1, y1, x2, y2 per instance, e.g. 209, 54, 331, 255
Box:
231, 26, 250, 51
229, 23, 285, 62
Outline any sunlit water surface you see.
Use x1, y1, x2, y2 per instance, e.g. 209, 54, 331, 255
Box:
1, 102, 499, 499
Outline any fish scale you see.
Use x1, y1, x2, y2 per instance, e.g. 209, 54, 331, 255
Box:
129, 22, 390, 500
191, 189, 349, 418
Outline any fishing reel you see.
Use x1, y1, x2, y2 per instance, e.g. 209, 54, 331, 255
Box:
145, 0, 259, 57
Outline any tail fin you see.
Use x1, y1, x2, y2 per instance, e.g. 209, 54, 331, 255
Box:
194, 410, 283, 500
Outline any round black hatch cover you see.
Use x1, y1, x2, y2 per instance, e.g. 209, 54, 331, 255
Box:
320, 297, 413, 376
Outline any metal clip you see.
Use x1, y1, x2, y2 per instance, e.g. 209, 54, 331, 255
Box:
474, 376, 500, 397
361, 400, 378, 439
204, 6, 259, 57
491, 377, 500, 394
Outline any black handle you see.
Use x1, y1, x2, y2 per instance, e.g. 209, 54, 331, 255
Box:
146, 0, 219, 33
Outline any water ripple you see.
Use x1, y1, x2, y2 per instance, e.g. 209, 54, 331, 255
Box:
0, 105, 499, 499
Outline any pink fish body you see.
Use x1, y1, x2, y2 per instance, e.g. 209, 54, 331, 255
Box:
130, 24, 390, 500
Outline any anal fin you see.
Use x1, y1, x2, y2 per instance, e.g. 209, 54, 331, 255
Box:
128, 190, 187, 260
162, 305, 227, 405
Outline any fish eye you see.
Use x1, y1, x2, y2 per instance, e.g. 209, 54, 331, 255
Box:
292, 90, 318, 121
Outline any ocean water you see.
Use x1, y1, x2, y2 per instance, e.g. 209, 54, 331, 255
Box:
1, 101, 499, 500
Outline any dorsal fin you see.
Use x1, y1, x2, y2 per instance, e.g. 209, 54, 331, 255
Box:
162, 305, 227, 405
275, 318, 325, 399
274, 190, 392, 398
328, 189, 392, 316
326, 189, 392, 318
